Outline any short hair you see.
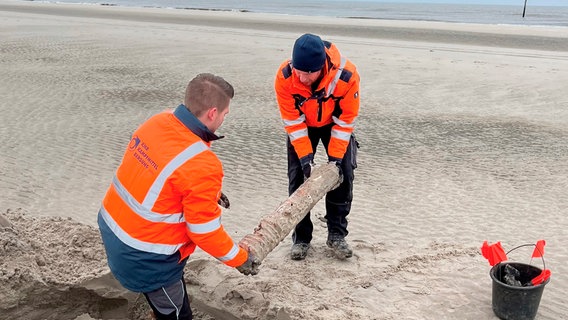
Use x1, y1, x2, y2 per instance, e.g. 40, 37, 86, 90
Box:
184, 73, 234, 117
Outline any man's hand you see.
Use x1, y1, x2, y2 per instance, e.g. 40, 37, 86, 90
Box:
300, 154, 315, 179
217, 192, 230, 209
236, 252, 261, 276
302, 160, 315, 179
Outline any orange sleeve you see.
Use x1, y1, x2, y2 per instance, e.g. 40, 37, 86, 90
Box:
274, 62, 313, 161
180, 154, 247, 267
328, 67, 360, 160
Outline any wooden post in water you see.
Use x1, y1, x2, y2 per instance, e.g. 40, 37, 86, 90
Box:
522, 0, 528, 18
239, 163, 342, 262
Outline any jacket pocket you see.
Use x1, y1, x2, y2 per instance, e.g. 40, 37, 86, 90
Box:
350, 134, 359, 169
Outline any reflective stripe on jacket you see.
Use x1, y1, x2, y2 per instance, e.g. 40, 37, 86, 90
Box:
98, 104, 247, 292
275, 41, 360, 161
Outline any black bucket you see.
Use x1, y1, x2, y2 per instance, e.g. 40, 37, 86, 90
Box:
489, 245, 550, 320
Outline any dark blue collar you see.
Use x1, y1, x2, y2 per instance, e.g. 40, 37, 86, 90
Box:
173, 104, 223, 142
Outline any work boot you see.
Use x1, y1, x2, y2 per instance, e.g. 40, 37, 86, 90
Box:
290, 243, 310, 260
326, 238, 353, 260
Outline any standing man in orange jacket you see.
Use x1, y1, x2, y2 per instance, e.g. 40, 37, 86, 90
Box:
275, 34, 360, 261
98, 73, 259, 320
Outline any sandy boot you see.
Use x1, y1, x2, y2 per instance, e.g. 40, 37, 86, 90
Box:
290, 243, 310, 260
326, 237, 353, 260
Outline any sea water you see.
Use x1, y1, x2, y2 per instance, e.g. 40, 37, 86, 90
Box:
27, 0, 568, 27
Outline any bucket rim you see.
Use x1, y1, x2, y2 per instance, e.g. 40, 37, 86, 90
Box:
490, 262, 550, 289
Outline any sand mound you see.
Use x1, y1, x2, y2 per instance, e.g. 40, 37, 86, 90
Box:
0, 209, 148, 320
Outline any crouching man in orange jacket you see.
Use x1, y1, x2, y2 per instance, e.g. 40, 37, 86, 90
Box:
98, 73, 259, 320
275, 34, 360, 261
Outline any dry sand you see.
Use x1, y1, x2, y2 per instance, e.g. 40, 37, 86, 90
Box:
1, 1, 568, 319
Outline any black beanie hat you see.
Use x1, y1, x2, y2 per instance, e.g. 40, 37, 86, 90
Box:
292, 33, 326, 73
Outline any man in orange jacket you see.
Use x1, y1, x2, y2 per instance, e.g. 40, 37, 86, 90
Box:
98, 73, 259, 320
275, 34, 360, 261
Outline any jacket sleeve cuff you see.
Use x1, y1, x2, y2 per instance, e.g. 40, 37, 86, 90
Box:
300, 154, 314, 167
328, 156, 342, 163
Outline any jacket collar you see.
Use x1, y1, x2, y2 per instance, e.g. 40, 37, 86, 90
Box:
173, 104, 223, 142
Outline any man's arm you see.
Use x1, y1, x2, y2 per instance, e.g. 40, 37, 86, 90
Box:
181, 159, 248, 268
275, 63, 314, 165
328, 68, 360, 161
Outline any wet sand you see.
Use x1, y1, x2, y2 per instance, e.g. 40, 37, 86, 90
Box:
1, 1, 567, 319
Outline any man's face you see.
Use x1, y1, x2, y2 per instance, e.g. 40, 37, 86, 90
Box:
210, 105, 229, 133
294, 68, 322, 86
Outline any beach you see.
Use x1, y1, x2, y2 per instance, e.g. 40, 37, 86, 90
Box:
1, 1, 568, 319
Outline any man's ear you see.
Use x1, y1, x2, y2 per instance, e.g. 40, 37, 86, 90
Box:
206, 107, 218, 121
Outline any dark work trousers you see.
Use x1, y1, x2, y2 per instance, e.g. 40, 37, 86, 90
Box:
287, 124, 357, 244
144, 277, 192, 320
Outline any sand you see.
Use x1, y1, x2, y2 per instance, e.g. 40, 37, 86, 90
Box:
1, 1, 567, 319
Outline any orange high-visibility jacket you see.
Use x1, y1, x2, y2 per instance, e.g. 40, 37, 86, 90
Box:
275, 41, 360, 162
98, 104, 247, 292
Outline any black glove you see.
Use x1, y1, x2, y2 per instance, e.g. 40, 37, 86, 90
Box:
302, 161, 315, 179
300, 154, 315, 179
217, 192, 230, 209
236, 252, 261, 276
328, 157, 343, 183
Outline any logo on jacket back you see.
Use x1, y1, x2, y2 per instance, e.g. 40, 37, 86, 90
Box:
129, 136, 141, 150
129, 135, 158, 171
